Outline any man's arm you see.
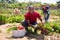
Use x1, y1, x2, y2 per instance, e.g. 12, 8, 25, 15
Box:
26, 20, 33, 27
27, 20, 31, 26
37, 13, 43, 25
25, 13, 31, 26
39, 18, 44, 26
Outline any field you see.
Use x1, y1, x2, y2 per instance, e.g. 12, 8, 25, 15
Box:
0, 8, 60, 40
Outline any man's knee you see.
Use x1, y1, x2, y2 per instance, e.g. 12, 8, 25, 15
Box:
21, 20, 28, 27
21, 21, 25, 26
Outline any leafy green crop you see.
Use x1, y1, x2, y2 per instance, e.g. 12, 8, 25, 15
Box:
53, 23, 60, 30
44, 23, 53, 32
6, 15, 24, 23
0, 15, 7, 25
0, 14, 24, 24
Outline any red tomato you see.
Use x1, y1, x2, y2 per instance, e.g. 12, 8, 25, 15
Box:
17, 26, 24, 30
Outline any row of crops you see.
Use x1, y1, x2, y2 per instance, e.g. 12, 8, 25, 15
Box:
0, 15, 24, 25
28, 22, 60, 35
7, 21, 60, 35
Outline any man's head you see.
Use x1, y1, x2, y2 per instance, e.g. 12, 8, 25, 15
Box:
28, 5, 34, 14
42, 5, 46, 9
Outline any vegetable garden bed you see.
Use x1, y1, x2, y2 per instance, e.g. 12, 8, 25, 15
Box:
0, 23, 60, 40
7, 22, 60, 36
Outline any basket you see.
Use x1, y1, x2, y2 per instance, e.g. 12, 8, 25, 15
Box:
12, 29, 26, 37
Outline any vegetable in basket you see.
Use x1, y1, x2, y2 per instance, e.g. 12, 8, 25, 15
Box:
17, 26, 24, 30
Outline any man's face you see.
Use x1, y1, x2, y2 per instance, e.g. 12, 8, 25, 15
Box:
29, 7, 34, 14
43, 6, 46, 9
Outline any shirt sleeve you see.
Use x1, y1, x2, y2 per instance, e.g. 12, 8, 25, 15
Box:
37, 13, 41, 19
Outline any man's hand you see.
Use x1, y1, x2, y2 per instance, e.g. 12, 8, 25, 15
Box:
27, 20, 32, 27
29, 24, 35, 28
39, 18, 44, 26
29, 24, 32, 26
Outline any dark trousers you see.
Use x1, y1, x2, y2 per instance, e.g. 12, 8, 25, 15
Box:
21, 20, 37, 32
44, 12, 50, 22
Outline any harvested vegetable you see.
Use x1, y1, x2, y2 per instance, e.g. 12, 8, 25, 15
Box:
36, 30, 41, 35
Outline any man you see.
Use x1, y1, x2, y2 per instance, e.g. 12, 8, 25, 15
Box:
21, 6, 43, 33
42, 5, 50, 22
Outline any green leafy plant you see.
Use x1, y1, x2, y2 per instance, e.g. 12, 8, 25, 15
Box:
0, 15, 7, 25
52, 22, 60, 33
6, 15, 24, 23
44, 23, 53, 32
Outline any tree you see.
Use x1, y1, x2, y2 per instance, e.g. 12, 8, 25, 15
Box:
12, 0, 16, 3
6, 0, 17, 3
0, 0, 5, 3
57, 1, 60, 8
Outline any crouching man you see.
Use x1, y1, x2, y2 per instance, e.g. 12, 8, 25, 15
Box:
21, 6, 43, 34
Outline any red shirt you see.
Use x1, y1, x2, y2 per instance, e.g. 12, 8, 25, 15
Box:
25, 11, 41, 23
